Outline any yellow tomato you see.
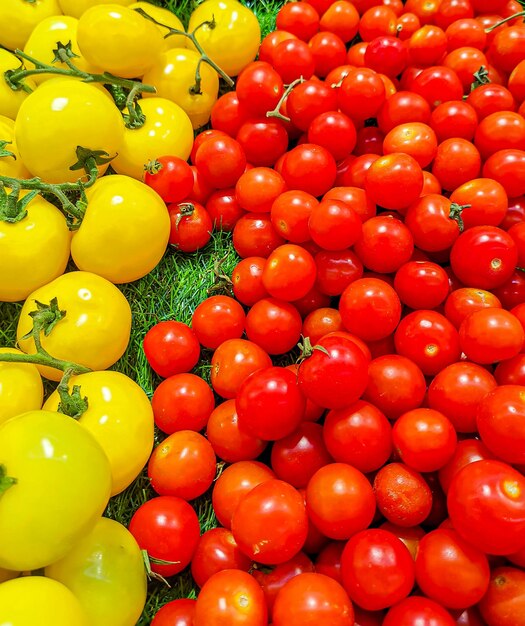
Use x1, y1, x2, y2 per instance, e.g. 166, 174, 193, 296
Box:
71, 175, 170, 284
15, 78, 124, 183
0, 577, 90, 625
44, 371, 154, 495
46, 517, 147, 626
112, 97, 193, 180
58, 0, 133, 18
0, 348, 43, 426
143, 48, 219, 129
0, 194, 71, 302
17, 271, 132, 381
77, 4, 164, 78
0, 115, 30, 179
0, 49, 36, 120
188, 0, 260, 77
0, 411, 111, 571
128, 2, 187, 49
0, 568, 18, 583
23, 15, 101, 84
0, 0, 62, 51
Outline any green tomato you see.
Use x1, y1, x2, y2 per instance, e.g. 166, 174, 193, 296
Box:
46, 517, 147, 626
0, 410, 112, 571
0, 576, 90, 626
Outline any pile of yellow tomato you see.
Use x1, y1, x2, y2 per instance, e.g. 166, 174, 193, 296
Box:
0, 0, 260, 624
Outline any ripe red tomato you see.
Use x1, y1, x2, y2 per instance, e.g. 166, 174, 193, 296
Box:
152, 373, 215, 434
377, 91, 431, 133
430, 100, 478, 143
338, 67, 386, 121
151, 599, 196, 626
236, 366, 305, 441
341, 529, 415, 611
193, 570, 267, 626
245, 298, 302, 355
306, 462, 376, 540
211, 91, 250, 138
374, 463, 433, 527
444, 287, 502, 329
129, 496, 200, 577
319, 1, 360, 42
394, 310, 461, 376
236, 167, 287, 214
236, 62, 284, 118
383, 122, 437, 168
148, 429, 216, 500
281, 144, 337, 198
302, 307, 343, 344
449, 178, 508, 230
359, 5, 397, 40
447, 459, 525, 555
212, 461, 275, 529
298, 335, 369, 409
143, 320, 200, 378
232, 256, 268, 306
315, 541, 345, 584
410, 65, 464, 108
383, 596, 456, 626
210, 338, 272, 399
428, 362, 497, 433
271, 190, 318, 243
144, 155, 193, 203
394, 261, 449, 309
482, 148, 525, 199
339, 278, 402, 341
307, 111, 357, 162
315, 249, 364, 296
438, 438, 495, 494
276, 1, 320, 41
476, 385, 525, 465
206, 399, 267, 463
354, 216, 414, 273
495, 353, 525, 386
191, 295, 245, 350
262, 244, 316, 302
236, 119, 289, 167
191, 528, 252, 588
308, 31, 347, 77
195, 136, 247, 189
206, 189, 245, 231
475, 111, 525, 161
258, 30, 298, 66
363, 354, 426, 420
392, 408, 457, 472
308, 199, 362, 251
168, 201, 213, 253
478, 566, 525, 626
323, 401, 392, 473
272, 38, 316, 83
272, 572, 354, 626
408, 25, 448, 67
466, 83, 516, 121
232, 479, 308, 564
379, 522, 425, 560
365, 153, 423, 211
271, 422, 333, 488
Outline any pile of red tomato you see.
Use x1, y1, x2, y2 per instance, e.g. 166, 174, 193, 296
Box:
130, 1, 525, 625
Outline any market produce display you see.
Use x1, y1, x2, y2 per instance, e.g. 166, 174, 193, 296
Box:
0, 0, 525, 624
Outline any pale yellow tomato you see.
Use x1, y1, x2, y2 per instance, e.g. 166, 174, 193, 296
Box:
0, 115, 31, 179
77, 4, 164, 78
0, 577, 90, 625
188, 0, 260, 77
0, 49, 36, 120
112, 97, 193, 180
0, 0, 62, 51
44, 371, 154, 495
17, 271, 132, 381
24, 15, 101, 84
0, 411, 111, 571
71, 175, 170, 284
58, 0, 133, 18
143, 48, 219, 129
0, 194, 71, 302
128, 2, 187, 49
0, 348, 43, 426
46, 518, 147, 626
15, 78, 124, 183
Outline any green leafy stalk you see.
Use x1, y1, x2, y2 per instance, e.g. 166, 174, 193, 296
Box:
0, 465, 17, 497
484, 10, 525, 32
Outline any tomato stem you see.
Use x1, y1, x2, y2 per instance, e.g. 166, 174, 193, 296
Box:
5, 44, 156, 129
484, 10, 525, 32
470, 66, 490, 92
133, 8, 235, 92
266, 77, 305, 122
449, 202, 470, 233
0, 465, 17, 497
57, 368, 89, 420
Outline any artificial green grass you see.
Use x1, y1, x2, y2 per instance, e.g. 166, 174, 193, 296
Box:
0, 0, 284, 623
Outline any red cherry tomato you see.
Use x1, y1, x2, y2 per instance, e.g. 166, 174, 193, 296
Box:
144, 155, 193, 203
383, 596, 456, 626
191, 295, 245, 350
143, 320, 200, 378
151, 599, 196, 626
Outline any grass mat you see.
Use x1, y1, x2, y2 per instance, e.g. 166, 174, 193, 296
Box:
0, 0, 283, 623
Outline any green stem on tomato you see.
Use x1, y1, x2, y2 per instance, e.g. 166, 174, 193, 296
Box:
0, 465, 17, 497
266, 77, 305, 123
484, 10, 525, 32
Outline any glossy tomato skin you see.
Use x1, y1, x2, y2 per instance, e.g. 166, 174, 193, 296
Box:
495, 354, 525, 386
383, 596, 456, 626
374, 463, 433, 527
363, 355, 426, 420
129, 496, 200, 577
272, 572, 354, 626
315, 249, 364, 296
354, 216, 414, 273
415, 529, 490, 609
444, 287, 502, 329
245, 298, 302, 355
168, 201, 212, 253
143, 321, 200, 379
236, 367, 306, 441
341, 529, 415, 611
236, 167, 287, 214
281, 144, 337, 197
192, 296, 246, 350
298, 335, 369, 409
233, 212, 286, 259
194, 569, 267, 626
262, 244, 317, 302
232, 479, 308, 565
404, 193, 460, 251
447, 460, 525, 555
394, 261, 449, 309
306, 463, 376, 540
450, 226, 518, 290
476, 385, 525, 465
232, 256, 268, 306
212, 461, 276, 529
482, 148, 525, 199
151, 599, 196, 626
478, 566, 525, 626
428, 362, 497, 433
438, 439, 496, 494
323, 401, 392, 473
365, 153, 423, 211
